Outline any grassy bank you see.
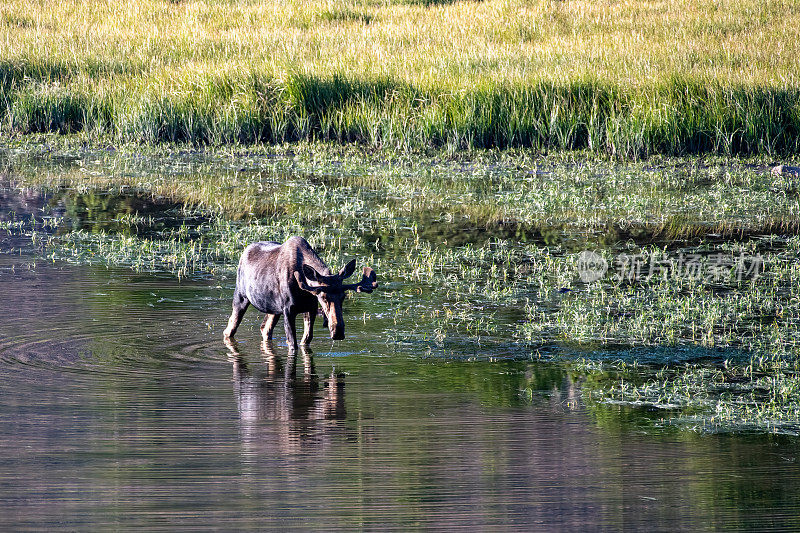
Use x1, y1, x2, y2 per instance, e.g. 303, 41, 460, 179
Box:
2, 0, 800, 156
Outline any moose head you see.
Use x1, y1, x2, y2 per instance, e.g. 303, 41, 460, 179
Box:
294, 260, 378, 340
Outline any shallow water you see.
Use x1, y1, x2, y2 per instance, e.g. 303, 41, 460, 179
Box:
1, 254, 800, 530
2, 155, 800, 529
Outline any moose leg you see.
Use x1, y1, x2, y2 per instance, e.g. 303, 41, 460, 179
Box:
301, 311, 316, 346
260, 339, 281, 377
283, 310, 298, 352
223, 291, 249, 340
260, 313, 279, 340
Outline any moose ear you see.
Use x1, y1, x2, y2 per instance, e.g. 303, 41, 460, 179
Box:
294, 270, 324, 294
303, 264, 323, 283
339, 259, 357, 280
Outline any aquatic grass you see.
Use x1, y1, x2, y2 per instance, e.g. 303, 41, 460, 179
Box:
575, 358, 800, 435
3, 144, 799, 240
31, 214, 363, 279
5, 192, 800, 434
522, 243, 800, 352
3, 146, 800, 434
9, 198, 797, 364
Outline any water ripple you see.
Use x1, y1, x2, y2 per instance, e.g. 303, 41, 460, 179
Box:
1, 253, 800, 531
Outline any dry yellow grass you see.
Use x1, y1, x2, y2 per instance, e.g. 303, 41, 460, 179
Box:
2, 0, 800, 153
4, 0, 799, 87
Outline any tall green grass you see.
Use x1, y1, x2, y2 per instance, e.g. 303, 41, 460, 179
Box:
4, 68, 800, 156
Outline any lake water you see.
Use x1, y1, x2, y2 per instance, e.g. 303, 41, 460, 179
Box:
1, 252, 800, 531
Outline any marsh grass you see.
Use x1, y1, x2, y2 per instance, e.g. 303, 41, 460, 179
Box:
2, 0, 800, 155
4, 142, 798, 238
3, 144, 800, 433
575, 358, 800, 435
8, 194, 798, 434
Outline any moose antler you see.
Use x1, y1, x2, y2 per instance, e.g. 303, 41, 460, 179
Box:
343, 266, 378, 293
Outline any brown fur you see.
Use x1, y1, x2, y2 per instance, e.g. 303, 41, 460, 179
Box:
223, 236, 377, 350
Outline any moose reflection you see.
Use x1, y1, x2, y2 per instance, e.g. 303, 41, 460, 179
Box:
224, 338, 346, 454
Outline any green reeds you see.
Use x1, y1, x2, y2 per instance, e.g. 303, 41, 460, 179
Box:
3, 68, 800, 156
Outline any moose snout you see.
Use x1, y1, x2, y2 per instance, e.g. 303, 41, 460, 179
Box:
328, 307, 345, 340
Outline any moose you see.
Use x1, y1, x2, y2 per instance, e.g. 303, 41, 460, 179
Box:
223, 236, 378, 350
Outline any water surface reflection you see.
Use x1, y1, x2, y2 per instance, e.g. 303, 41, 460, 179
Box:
226, 338, 347, 457
0, 254, 799, 530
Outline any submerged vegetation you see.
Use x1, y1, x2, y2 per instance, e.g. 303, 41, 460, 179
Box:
1, 143, 800, 434
2, 0, 800, 156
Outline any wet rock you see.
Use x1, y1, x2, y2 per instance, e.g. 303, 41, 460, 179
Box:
771, 164, 800, 177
